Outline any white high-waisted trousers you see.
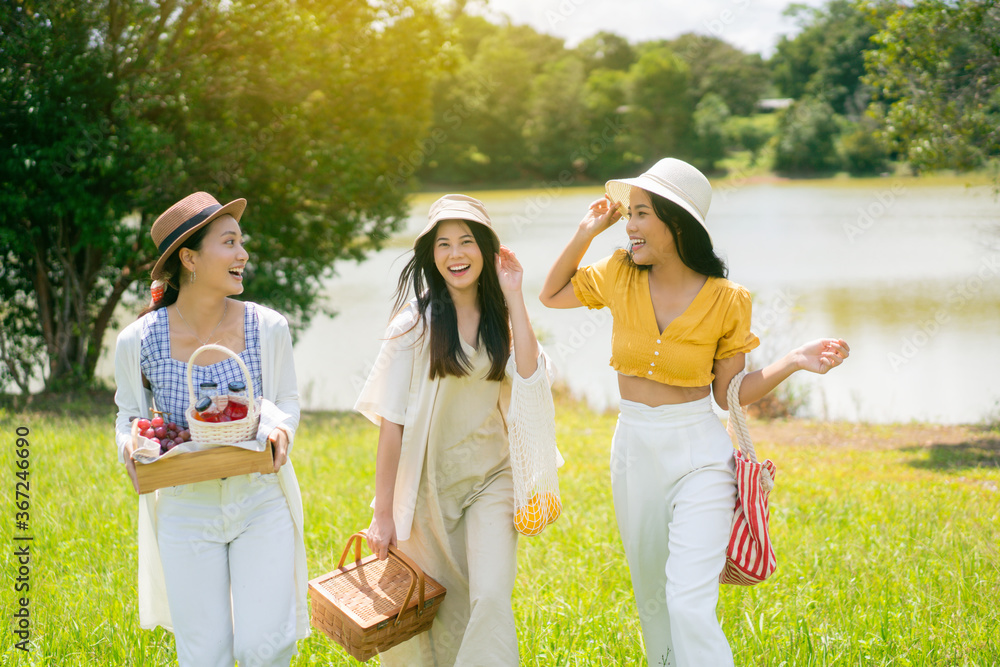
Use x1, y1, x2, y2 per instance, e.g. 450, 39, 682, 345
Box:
611, 396, 737, 667
155, 472, 297, 667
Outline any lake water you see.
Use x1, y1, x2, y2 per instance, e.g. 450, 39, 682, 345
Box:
100, 177, 1000, 424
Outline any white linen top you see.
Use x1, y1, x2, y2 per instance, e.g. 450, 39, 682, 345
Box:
354, 300, 557, 541
113, 302, 310, 639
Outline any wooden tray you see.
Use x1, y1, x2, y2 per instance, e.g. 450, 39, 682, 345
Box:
133, 440, 274, 494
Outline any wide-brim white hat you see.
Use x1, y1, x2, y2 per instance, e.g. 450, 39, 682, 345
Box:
605, 158, 712, 236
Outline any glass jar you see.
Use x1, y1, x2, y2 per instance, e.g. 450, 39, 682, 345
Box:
224, 381, 249, 420
193, 396, 220, 422
199, 380, 219, 401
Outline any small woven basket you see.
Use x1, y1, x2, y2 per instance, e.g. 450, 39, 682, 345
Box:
184, 343, 261, 445
309, 531, 446, 662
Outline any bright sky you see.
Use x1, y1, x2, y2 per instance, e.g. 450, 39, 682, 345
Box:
470, 0, 829, 56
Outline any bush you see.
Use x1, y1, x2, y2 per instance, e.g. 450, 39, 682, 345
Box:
772, 97, 842, 174
839, 122, 891, 175
723, 114, 777, 165
691, 93, 731, 172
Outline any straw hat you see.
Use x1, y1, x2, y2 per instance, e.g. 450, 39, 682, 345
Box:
150, 192, 247, 280
605, 158, 712, 235
415, 194, 499, 247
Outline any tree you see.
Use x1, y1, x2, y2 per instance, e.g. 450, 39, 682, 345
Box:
417, 21, 567, 184
772, 97, 842, 174
626, 47, 694, 165
579, 67, 637, 180
839, 119, 891, 175
576, 31, 635, 74
691, 93, 731, 173
452, 32, 535, 182
670, 34, 770, 117
525, 56, 587, 179
724, 114, 777, 166
864, 0, 1000, 172
0, 0, 447, 393
770, 1, 880, 117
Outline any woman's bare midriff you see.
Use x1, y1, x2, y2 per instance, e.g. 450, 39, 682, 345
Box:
618, 373, 711, 407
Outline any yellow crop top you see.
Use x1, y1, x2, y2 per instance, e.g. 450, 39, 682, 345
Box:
570, 249, 759, 387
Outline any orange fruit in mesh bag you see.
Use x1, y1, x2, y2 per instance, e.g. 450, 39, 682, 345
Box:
540, 492, 561, 523
514, 495, 546, 535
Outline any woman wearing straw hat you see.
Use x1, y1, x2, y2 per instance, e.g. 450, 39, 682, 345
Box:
355, 194, 553, 666
113, 192, 309, 666
540, 158, 849, 666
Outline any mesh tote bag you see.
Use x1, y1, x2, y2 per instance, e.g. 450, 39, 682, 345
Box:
506, 358, 562, 536
720, 370, 778, 586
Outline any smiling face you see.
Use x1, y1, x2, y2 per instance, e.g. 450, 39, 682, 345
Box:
625, 187, 677, 266
432, 219, 484, 295
179, 215, 249, 295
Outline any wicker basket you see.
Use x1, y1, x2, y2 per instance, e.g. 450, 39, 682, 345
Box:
309, 531, 447, 662
184, 343, 261, 445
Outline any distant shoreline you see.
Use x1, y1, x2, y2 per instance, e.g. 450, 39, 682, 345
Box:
413, 168, 997, 196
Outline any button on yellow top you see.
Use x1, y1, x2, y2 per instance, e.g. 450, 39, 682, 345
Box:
571, 249, 759, 386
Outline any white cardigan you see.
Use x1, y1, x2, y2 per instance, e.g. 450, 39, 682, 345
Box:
113, 302, 310, 639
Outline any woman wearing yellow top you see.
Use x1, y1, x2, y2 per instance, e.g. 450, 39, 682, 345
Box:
540, 158, 849, 667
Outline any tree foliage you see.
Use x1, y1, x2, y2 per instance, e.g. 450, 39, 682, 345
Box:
839, 124, 890, 175
771, 1, 880, 117
773, 97, 842, 174
670, 34, 770, 117
864, 0, 1000, 172
691, 93, 731, 173
525, 57, 587, 179
576, 31, 636, 74
8, 0, 991, 393
0, 0, 447, 392
625, 47, 693, 165
414, 25, 773, 185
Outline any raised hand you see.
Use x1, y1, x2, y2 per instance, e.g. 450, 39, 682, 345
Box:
496, 245, 524, 295
579, 196, 623, 238
794, 338, 850, 374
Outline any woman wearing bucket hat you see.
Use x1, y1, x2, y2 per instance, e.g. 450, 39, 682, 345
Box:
354, 194, 554, 666
113, 192, 309, 666
540, 158, 849, 666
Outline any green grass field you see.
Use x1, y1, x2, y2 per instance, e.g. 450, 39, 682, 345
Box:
1, 396, 998, 666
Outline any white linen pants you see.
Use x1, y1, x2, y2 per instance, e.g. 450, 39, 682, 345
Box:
155, 472, 297, 667
611, 397, 737, 667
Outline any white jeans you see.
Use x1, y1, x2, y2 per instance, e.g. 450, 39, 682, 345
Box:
155, 473, 297, 667
611, 397, 737, 667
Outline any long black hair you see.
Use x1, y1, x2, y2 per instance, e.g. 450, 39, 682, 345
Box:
627, 189, 728, 279
391, 221, 510, 381
137, 224, 213, 318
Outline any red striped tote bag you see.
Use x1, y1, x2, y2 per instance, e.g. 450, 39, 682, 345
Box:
720, 371, 777, 586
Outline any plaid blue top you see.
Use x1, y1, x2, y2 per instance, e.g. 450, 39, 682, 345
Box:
139, 302, 263, 429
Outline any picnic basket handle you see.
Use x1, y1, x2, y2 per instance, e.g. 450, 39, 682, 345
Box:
338, 531, 428, 626
185, 343, 258, 414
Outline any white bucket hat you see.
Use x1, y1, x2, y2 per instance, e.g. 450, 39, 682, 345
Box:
605, 158, 713, 236
415, 194, 499, 248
